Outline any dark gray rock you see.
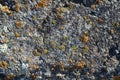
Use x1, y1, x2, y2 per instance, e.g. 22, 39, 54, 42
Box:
69, 0, 97, 7
0, 68, 6, 79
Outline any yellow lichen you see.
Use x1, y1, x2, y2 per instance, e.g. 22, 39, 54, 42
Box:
13, 47, 17, 54
33, 49, 41, 56
52, 19, 57, 24
75, 61, 86, 69
33, 64, 39, 70
84, 31, 88, 36
71, 46, 78, 51
2, 6, 9, 12
63, 35, 68, 41
84, 45, 89, 52
15, 4, 21, 12
32, 16, 37, 21
43, 49, 48, 54
9, 73, 15, 78
110, 29, 115, 34
1, 37, 8, 43
49, 0, 53, 4
26, 57, 31, 63
60, 45, 65, 51
19, 48, 23, 52
60, 7, 67, 13
50, 41, 56, 48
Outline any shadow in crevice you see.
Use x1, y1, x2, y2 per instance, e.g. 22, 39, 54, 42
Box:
69, 0, 97, 7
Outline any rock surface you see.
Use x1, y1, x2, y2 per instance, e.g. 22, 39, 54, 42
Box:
0, 0, 120, 80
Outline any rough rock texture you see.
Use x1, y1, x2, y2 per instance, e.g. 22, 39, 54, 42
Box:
0, 0, 120, 80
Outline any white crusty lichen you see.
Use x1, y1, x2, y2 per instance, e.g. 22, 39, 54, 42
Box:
0, 44, 8, 53
3, 26, 9, 32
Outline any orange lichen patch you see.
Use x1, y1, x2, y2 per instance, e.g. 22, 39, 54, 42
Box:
83, 35, 89, 43
75, 61, 86, 69
0, 4, 11, 13
31, 74, 37, 79
98, 18, 103, 23
41, 0, 48, 6
98, 0, 103, 5
54, 62, 64, 70
15, 4, 21, 12
0, 61, 8, 69
55, 8, 60, 12
1, 6, 9, 12
113, 76, 120, 80
57, 14, 63, 19
83, 16, 87, 20
15, 32, 21, 37
37, 0, 48, 8
34, 4, 39, 10
91, 4, 96, 10
16, 21, 22, 29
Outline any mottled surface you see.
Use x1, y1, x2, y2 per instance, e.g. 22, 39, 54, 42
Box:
0, 0, 120, 80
